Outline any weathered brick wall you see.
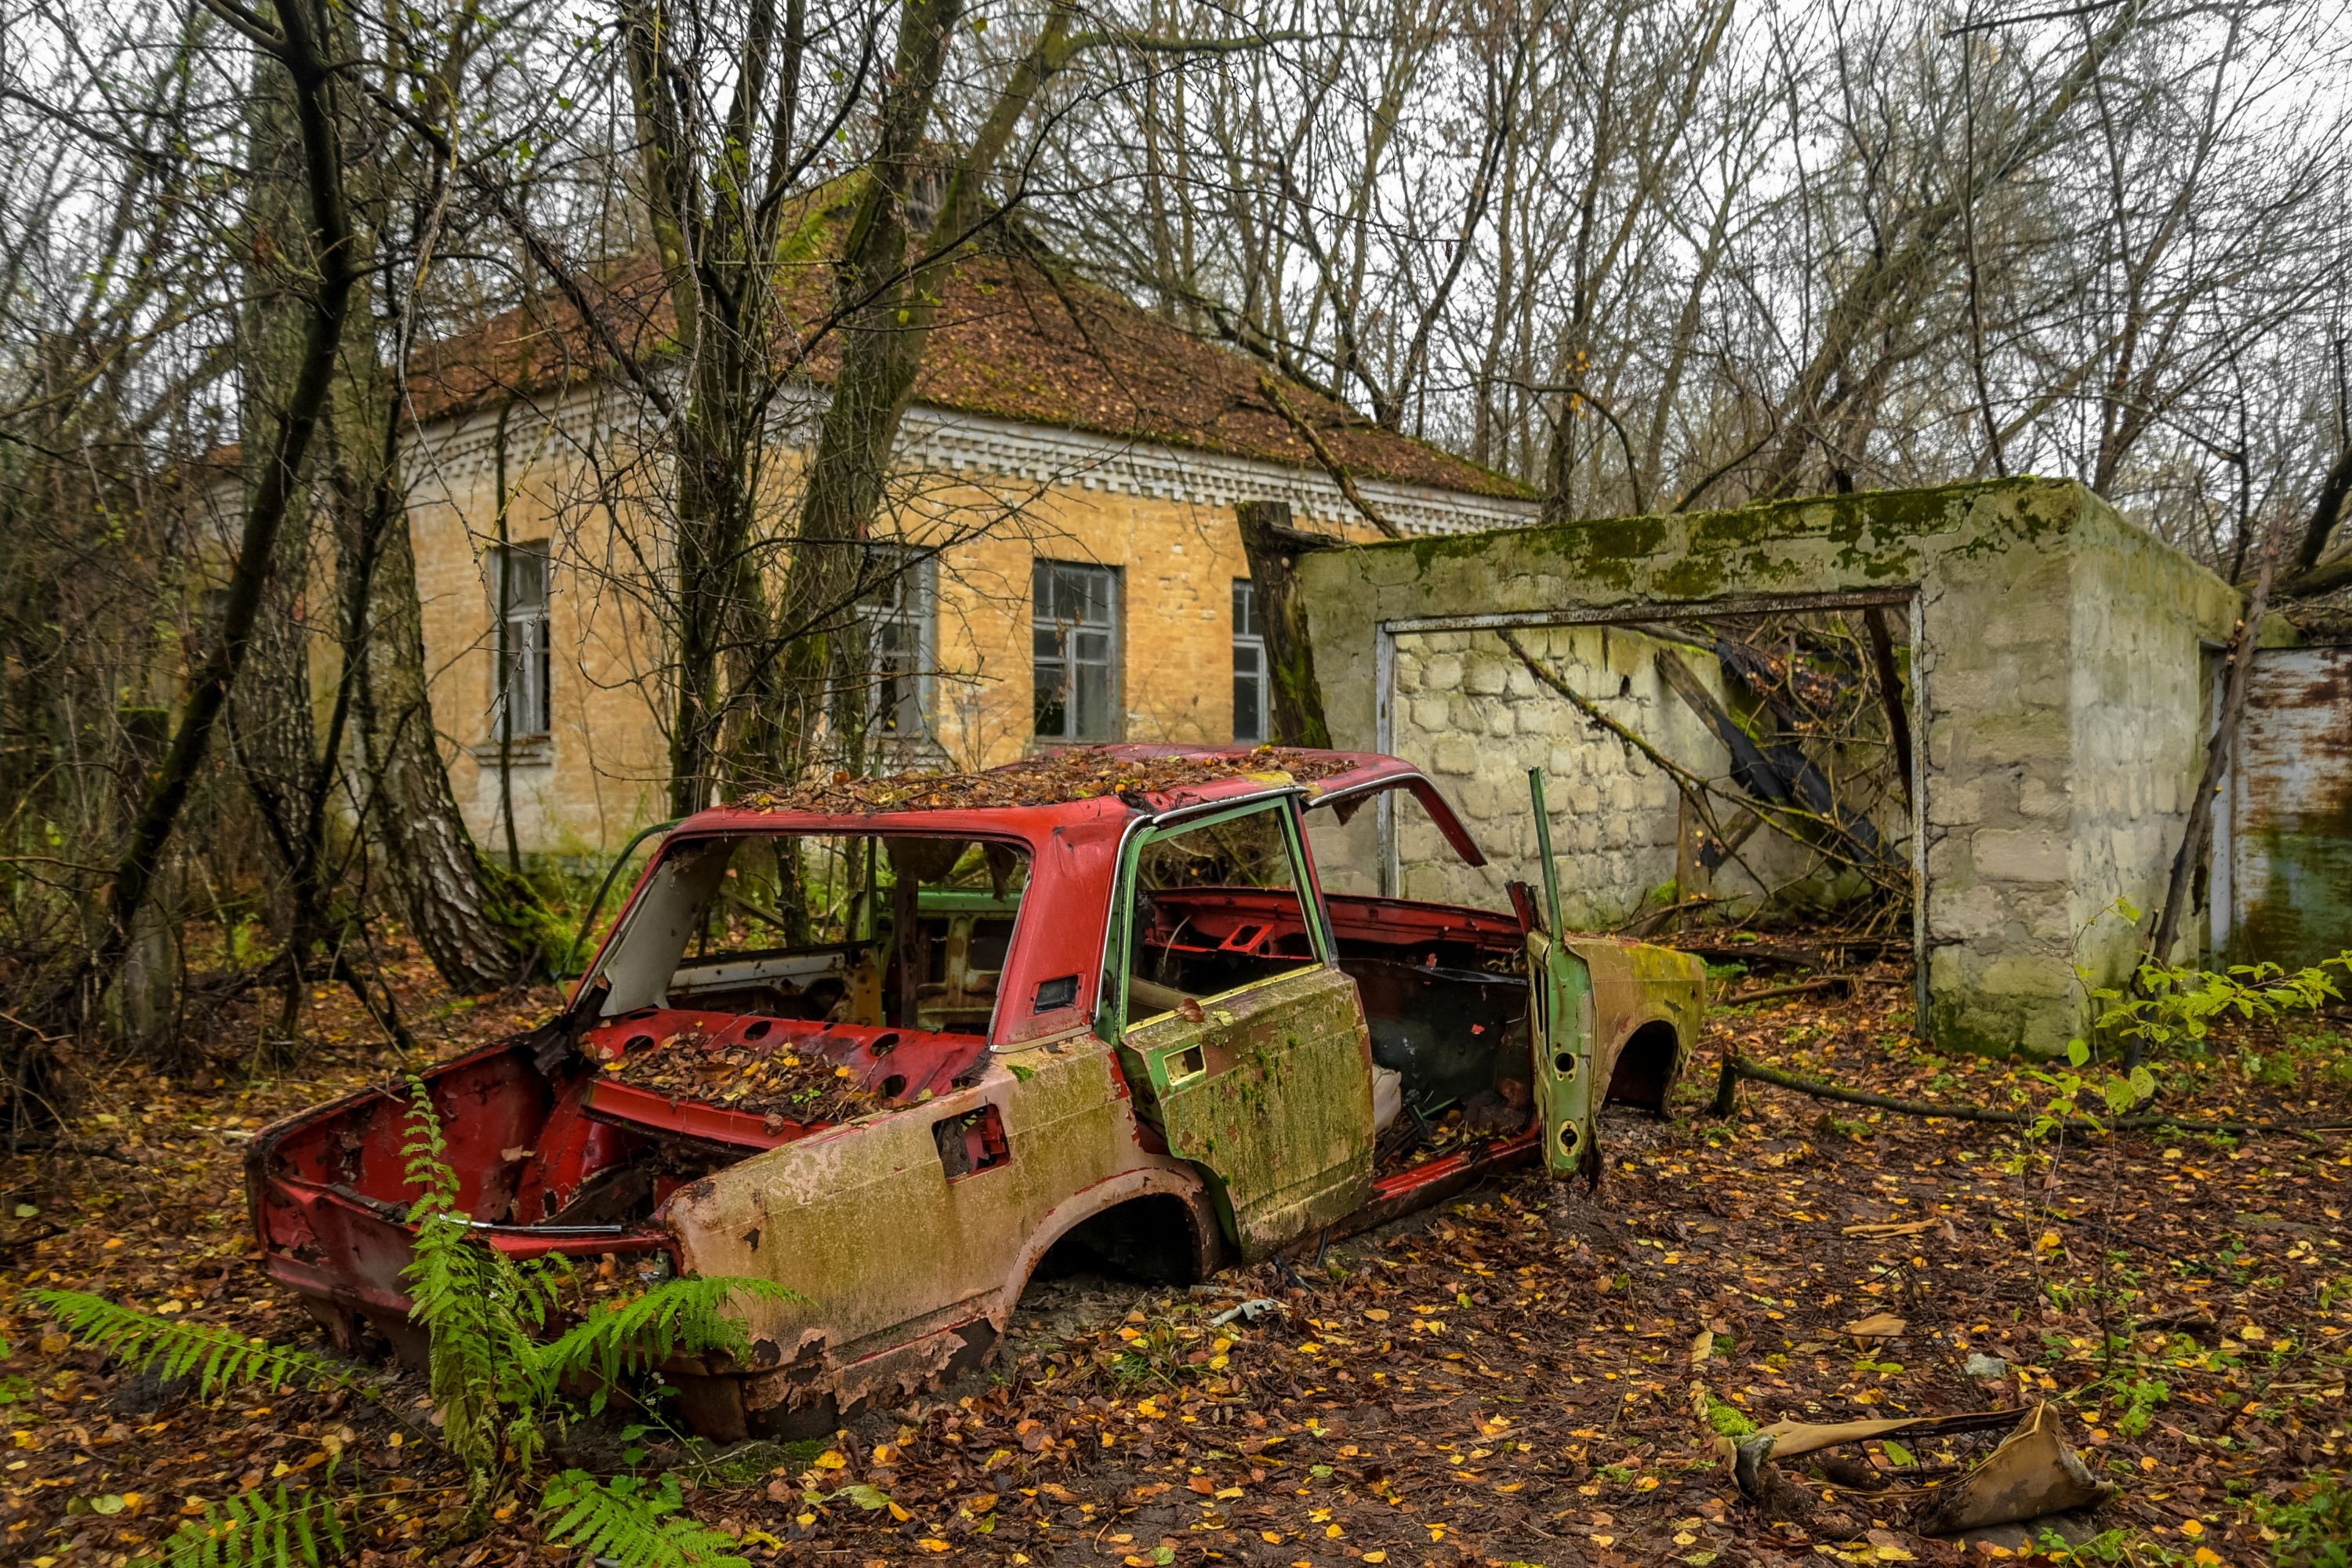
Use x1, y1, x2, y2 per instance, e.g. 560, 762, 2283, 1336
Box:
1297, 479, 2241, 1056
394, 388, 1537, 863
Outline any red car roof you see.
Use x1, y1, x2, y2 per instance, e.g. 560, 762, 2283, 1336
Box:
673, 744, 1484, 863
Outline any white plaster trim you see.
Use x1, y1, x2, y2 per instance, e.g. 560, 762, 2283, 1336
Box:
391, 380, 1540, 538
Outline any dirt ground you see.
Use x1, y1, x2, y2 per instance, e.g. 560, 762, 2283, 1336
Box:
2, 942, 2346, 1568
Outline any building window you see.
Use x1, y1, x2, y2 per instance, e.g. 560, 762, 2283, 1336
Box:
1232, 578, 1268, 744
859, 552, 935, 740
1033, 561, 1118, 742
494, 541, 551, 739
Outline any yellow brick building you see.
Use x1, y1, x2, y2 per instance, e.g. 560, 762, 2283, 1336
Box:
391, 249, 1538, 858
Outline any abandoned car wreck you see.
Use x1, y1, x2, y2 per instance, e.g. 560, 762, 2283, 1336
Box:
246, 746, 1704, 1438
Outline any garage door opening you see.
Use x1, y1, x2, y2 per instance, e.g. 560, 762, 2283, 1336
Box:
1357, 595, 1921, 949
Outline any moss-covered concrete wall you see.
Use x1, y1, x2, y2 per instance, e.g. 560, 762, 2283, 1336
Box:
1296, 478, 2240, 1057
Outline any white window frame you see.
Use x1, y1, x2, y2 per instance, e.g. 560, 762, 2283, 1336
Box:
857, 550, 938, 743
492, 540, 552, 739
1033, 560, 1120, 744
1232, 577, 1269, 745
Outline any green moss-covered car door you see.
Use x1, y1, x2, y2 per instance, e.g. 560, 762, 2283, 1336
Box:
1525, 768, 1598, 1176
1528, 930, 1597, 1175
1108, 798, 1374, 1259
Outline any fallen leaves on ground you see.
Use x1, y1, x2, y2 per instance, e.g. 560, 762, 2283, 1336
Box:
0, 940, 2345, 1568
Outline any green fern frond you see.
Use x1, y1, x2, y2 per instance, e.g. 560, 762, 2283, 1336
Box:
540, 1469, 750, 1568
535, 1276, 801, 1388
35, 1290, 353, 1399
151, 1483, 349, 1568
399, 1074, 462, 1218
398, 1078, 549, 1480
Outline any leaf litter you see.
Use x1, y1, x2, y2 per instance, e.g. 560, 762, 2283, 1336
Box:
1, 938, 2347, 1566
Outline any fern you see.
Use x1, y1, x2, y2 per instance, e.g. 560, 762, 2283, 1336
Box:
34, 1290, 351, 1399
537, 1275, 802, 1388
540, 1470, 750, 1568
399, 1080, 556, 1482
150, 1483, 348, 1568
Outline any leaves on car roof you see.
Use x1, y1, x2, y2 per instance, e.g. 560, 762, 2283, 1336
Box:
733, 746, 1359, 815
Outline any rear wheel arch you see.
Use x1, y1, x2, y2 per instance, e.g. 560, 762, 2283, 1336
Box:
996, 1168, 1221, 1321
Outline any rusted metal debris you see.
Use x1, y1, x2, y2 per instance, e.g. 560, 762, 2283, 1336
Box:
1722, 1403, 2114, 1537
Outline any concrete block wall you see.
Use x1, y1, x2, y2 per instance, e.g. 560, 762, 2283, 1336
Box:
2066, 507, 2239, 981
1297, 479, 2241, 1056
1389, 625, 1726, 925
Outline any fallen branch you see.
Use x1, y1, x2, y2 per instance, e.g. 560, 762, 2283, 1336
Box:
1719, 976, 1854, 1006
1708, 1054, 2345, 1140
1256, 373, 1403, 539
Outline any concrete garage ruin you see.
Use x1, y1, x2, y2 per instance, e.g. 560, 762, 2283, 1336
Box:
1294, 477, 2245, 1056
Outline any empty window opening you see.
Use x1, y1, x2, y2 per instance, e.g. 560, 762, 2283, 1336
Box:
1119, 802, 1321, 1025
588, 831, 1030, 1038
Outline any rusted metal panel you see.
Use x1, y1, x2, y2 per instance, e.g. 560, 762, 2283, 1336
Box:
2228, 648, 2352, 969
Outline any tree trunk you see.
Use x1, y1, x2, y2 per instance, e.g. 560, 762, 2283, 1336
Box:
8, 0, 359, 1125
337, 285, 549, 991
1234, 501, 1334, 748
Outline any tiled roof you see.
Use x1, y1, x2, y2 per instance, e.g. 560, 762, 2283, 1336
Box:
405, 221, 1528, 502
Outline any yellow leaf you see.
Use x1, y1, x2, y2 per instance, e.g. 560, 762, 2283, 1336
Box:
2191, 1551, 2221, 1566
918, 1539, 951, 1552
888, 1501, 912, 1522
1364, 1555, 1387, 1565
1261, 1530, 1284, 1544
814, 1450, 848, 1470
1327, 1523, 1344, 1538
2180, 1519, 2205, 1537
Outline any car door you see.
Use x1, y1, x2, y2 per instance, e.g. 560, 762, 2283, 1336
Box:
1106, 796, 1374, 1258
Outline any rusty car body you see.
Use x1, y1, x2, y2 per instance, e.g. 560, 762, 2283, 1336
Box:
248, 747, 1704, 1437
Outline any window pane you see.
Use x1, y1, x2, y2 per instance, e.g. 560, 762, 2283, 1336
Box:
1074, 659, 1110, 740
495, 543, 554, 736
1232, 577, 1265, 745
1123, 806, 1317, 1024
1033, 561, 1116, 742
